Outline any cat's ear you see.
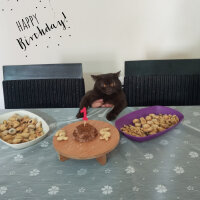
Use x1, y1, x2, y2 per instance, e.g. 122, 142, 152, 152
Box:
114, 71, 121, 77
91, 75, 98, 80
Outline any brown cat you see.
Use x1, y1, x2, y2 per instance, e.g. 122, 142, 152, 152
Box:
76, 71, 127, 121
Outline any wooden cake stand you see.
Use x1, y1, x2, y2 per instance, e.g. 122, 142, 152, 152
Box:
53, 120, 120, 165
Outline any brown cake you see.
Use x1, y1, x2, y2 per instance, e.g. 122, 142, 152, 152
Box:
73, 123, 98, 142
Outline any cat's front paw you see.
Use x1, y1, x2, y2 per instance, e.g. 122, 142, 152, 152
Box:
106, 112, 117, 121
76, 112, 83, 118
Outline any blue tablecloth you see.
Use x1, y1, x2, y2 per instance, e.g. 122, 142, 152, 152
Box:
0, 106, 200, 200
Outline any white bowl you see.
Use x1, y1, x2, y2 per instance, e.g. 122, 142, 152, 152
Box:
0, 110, 50, 149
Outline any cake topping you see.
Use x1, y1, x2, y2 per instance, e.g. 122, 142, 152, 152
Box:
73, 123, 98, 142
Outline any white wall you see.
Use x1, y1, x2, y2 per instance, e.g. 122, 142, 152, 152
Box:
0, 0, 200, 108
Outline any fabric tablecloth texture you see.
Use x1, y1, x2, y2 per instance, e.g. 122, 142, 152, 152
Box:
0, 106, 200, 200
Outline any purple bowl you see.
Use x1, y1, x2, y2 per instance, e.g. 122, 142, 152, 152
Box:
115, 106, 184, 142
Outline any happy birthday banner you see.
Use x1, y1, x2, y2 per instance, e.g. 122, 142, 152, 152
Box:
1, 0, 71, 55
16, 12, 68, 51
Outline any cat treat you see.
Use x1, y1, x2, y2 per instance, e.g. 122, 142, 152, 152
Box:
99, 128, 111, 141
0, 114, 44, 144
121, 114, 179, 137
55, 130, 68, 141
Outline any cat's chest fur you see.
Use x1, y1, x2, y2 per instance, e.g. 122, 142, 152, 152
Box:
94, 91, 120, 104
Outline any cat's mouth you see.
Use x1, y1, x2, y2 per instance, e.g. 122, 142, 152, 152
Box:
104, 89, 113, 95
